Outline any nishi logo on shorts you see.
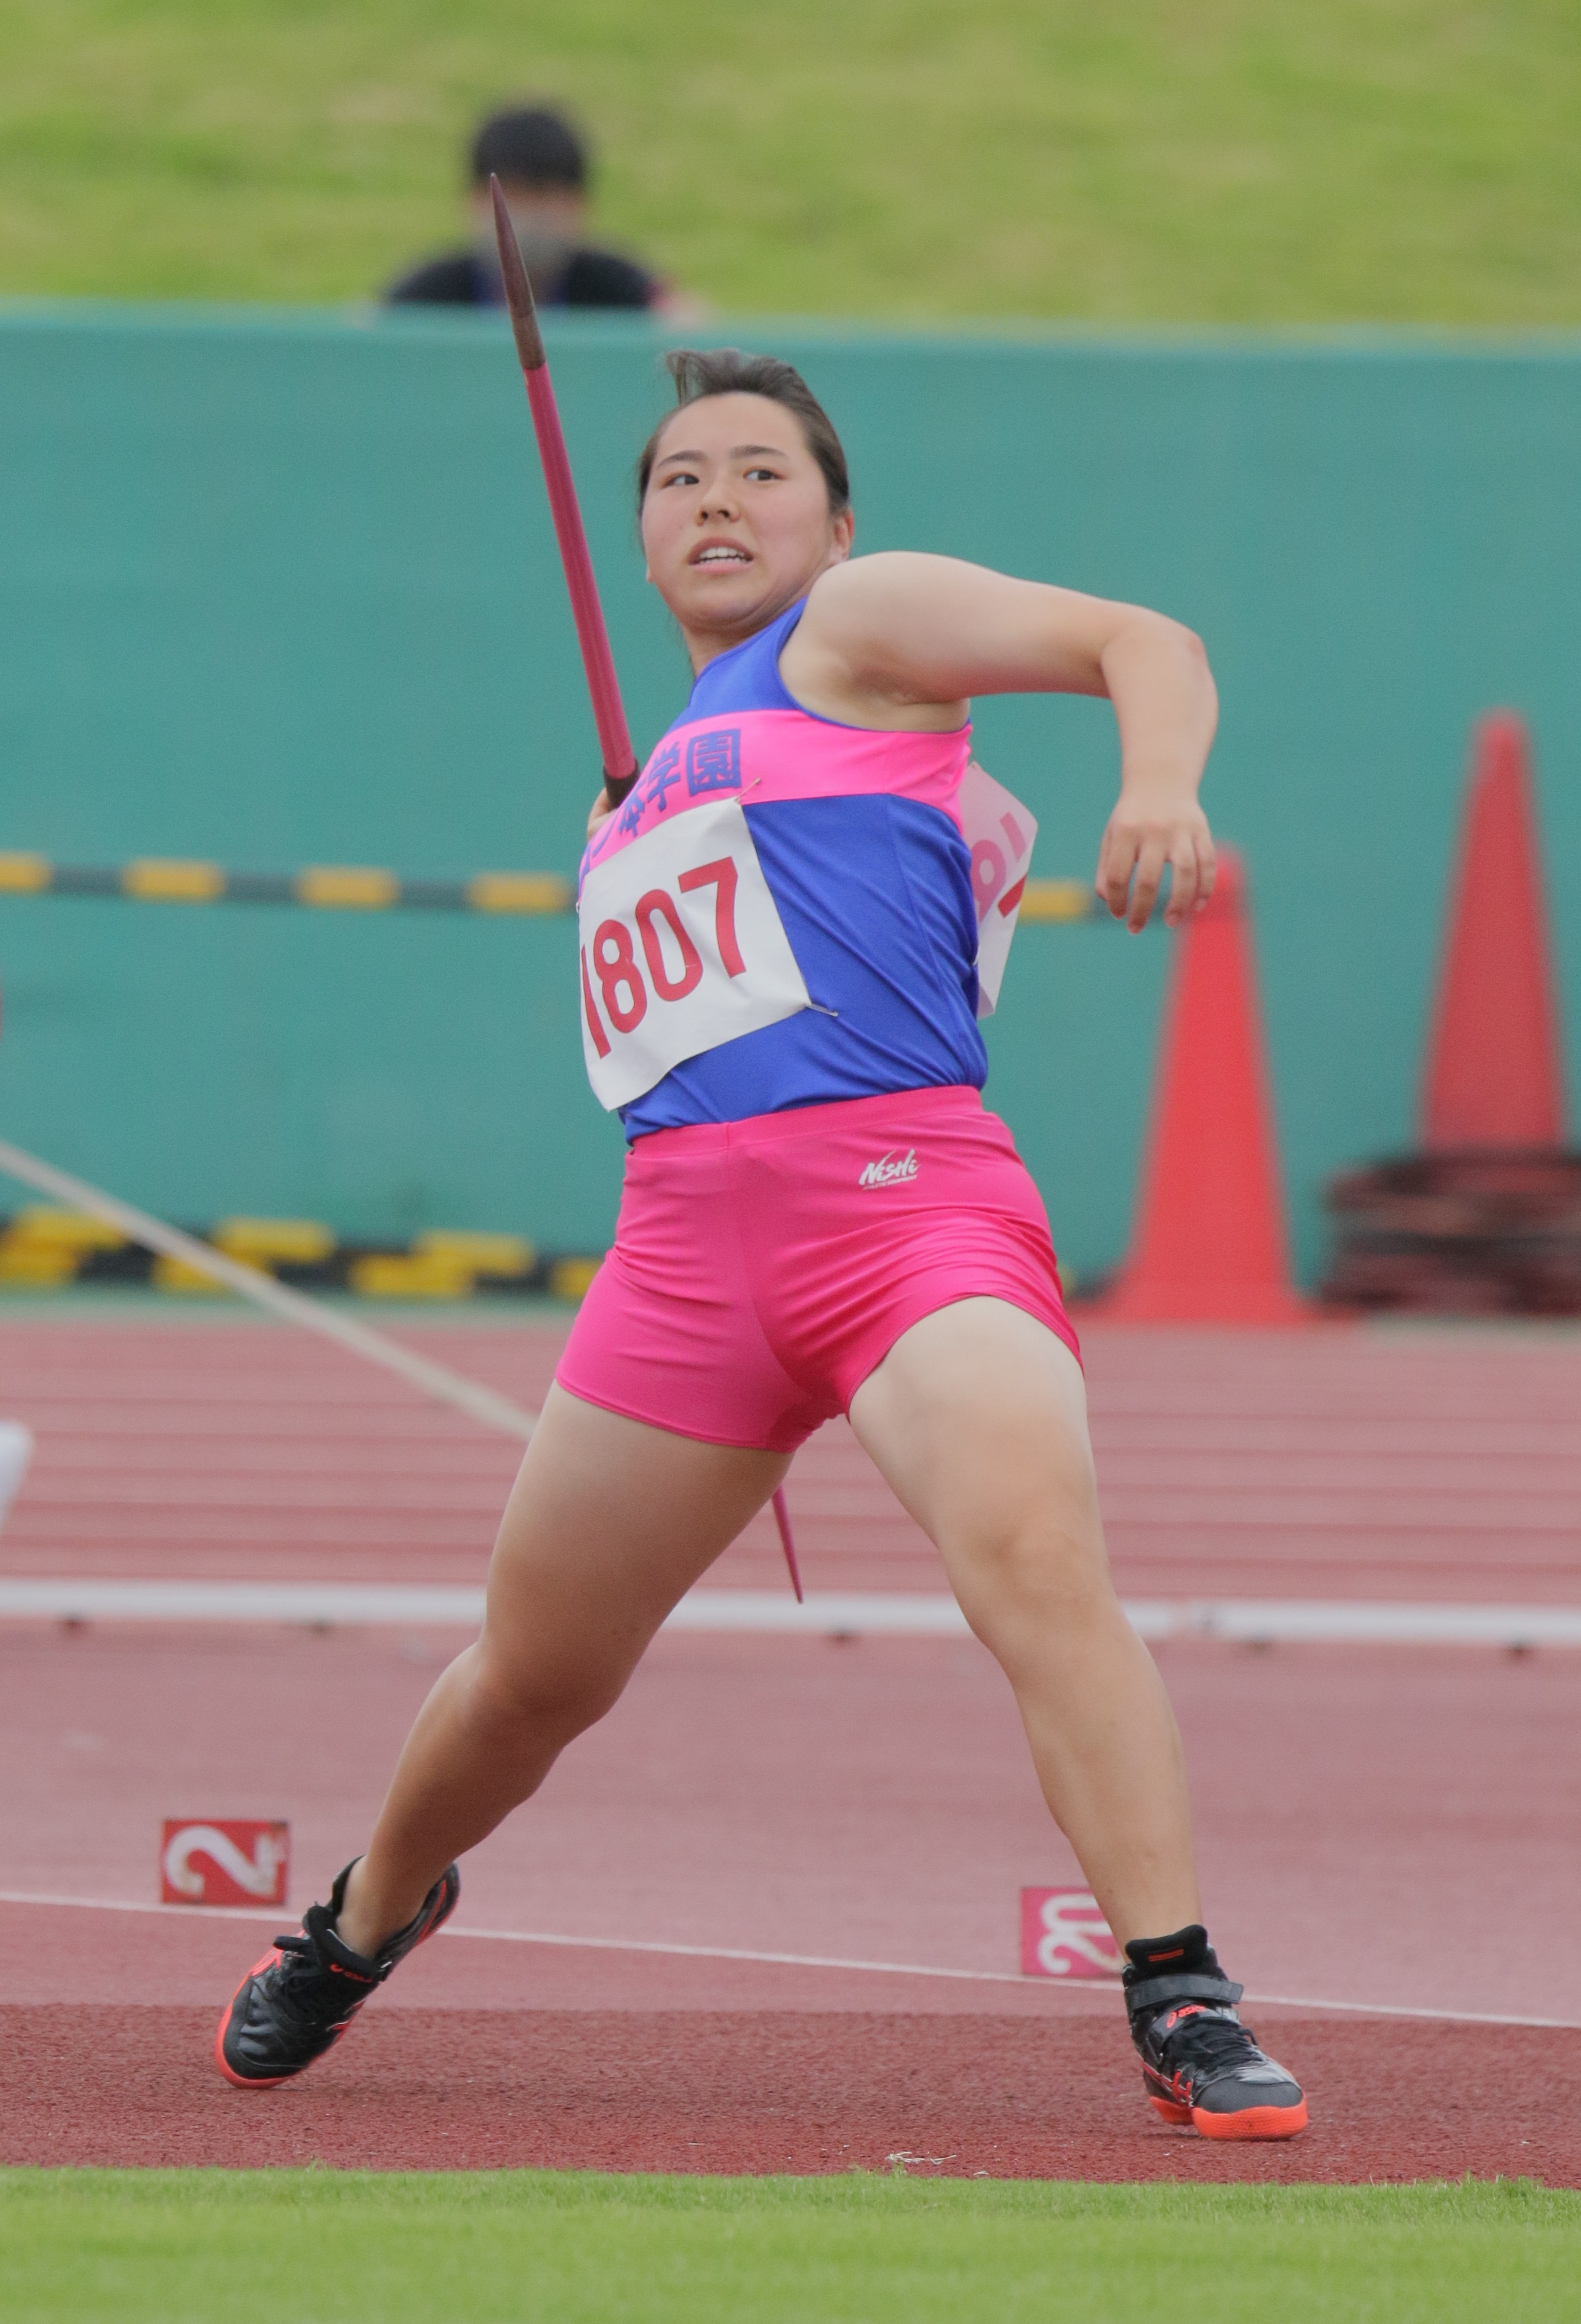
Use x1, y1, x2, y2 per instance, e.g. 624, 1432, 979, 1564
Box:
857, 1148, 918, 1189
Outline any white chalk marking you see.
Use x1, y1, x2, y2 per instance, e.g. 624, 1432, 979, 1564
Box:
0, 1888, 1573, 2029
2, 1577, 1580, 1647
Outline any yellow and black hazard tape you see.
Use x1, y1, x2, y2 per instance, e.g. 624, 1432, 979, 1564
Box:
0, 852, 1097, 922
0, 1209, 602, 1303
0, 854, 574, 916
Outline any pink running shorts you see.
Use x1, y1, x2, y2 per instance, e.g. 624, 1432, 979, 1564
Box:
556, 1084, 1080, 1453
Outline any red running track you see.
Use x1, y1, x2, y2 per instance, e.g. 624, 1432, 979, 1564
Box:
4, 1308, 1581, 1600
2, 1308, 1579, 2177
3, 1621, 1578, 2019
9, 2005, 1580, 2184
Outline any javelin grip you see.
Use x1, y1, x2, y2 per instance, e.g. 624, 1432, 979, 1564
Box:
490, 177, 639, 806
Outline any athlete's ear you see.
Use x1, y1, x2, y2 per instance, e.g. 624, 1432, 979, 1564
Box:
831, 508, 855, 561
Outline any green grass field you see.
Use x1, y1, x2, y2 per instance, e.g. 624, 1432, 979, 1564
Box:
1, 2, 1576, 322
2, 2171, 1578, 2323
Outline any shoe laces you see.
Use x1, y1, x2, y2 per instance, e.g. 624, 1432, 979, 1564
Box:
1154, 2003, 1262, 2074
261, 1925, 362, 2029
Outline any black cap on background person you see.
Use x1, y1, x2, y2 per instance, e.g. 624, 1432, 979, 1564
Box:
385, 103, 693, 315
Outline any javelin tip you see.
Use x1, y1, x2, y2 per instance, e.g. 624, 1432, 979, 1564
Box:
490, 174, 547, 373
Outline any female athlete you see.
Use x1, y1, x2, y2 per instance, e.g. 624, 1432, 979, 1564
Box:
218, 348, 1307, 2141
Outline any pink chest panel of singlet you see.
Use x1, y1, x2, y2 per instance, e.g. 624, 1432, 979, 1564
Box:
579, 706, 969, 879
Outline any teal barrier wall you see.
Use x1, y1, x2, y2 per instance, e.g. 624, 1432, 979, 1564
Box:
2, 306, 1579, 1282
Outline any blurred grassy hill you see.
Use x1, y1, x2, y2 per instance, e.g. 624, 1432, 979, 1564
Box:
1, 1, 1575, 322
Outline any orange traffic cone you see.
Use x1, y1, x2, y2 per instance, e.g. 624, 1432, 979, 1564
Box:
1098, 846, 1307, 1322
1420, 713, 1567, 1149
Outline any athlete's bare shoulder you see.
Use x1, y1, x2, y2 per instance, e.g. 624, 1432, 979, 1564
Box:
780, 554, 971, 733
785, 550, 1163, 723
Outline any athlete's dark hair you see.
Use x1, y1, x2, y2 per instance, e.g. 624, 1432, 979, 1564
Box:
636, 349, 851, 517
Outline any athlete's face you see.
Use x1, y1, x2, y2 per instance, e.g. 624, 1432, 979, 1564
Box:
641, 393, 854, 655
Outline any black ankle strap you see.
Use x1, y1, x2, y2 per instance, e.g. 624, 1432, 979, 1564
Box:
1124, 1970, 1243, 2015
302, 1899, 386, 1983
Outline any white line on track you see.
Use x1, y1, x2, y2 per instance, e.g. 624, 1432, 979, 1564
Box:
3, 1578, 1581, 1646
0, 1888, 1575, 2029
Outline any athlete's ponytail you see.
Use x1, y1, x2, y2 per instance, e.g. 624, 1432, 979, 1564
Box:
637, 348, 851, 516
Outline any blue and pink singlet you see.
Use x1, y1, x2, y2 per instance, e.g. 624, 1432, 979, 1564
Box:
556, 597, 1079, 1450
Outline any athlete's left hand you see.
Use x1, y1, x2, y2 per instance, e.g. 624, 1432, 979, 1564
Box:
1096, 786, 1216, 932
586, 790, 614, 839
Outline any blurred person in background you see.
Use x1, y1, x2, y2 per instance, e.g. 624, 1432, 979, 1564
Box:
385, 104, 692, 316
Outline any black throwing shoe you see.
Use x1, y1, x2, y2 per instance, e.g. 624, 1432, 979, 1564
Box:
1124, 1925, 1308, 2141
215, 1858, 459, 2089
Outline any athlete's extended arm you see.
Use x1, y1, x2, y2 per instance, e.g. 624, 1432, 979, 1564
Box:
791, 553, 1218, 931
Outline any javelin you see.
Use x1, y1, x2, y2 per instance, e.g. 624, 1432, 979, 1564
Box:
490, 176, 638, 809
489, 183, 802, 1598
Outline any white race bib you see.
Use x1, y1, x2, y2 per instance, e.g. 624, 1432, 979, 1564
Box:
959, 759, 1037, 1018
577, 798, 811, 1110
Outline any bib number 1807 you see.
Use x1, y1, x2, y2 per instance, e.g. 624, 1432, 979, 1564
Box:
575, 799, 811, 1111
582, 857, 742, 1052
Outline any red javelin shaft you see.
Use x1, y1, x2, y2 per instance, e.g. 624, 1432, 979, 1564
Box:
490, 176, 639, 806
490, 178, 801, 1600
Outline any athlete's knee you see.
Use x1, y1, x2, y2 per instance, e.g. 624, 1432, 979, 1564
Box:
468, 1632, 631, 1745
951, 1503, 1115, 1644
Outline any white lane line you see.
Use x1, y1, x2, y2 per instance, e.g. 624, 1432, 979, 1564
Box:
0, 1581, 495, 1626
0, 1889, 1574, 2029
443, 1924, 1038, 1985
1237, 1991, 1581, 2030
0, 1888, 287, 1925
1133, 1599, 1581, 1647
3, 1578, 1581, 1646
0, 1887, 1071, 1988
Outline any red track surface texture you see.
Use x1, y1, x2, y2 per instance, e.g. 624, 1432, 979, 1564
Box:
9, 2005, 1580, 2184
5, 1310, 1581, 1601
4, 1629, 1577, 2022
2, 1310, 1579, 2179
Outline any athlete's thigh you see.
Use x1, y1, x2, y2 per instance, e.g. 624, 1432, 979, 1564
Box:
847, 1296, 1105, 1607
481, 1381, 789, 1681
